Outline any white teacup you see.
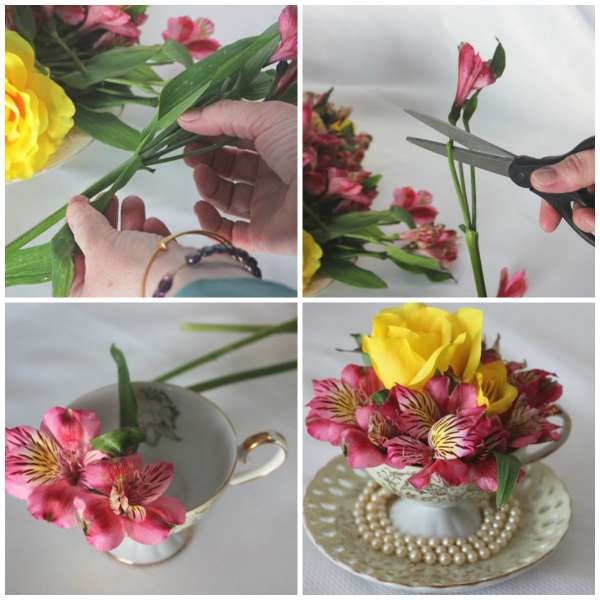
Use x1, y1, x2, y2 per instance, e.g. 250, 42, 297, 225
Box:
70, 382, 287, 565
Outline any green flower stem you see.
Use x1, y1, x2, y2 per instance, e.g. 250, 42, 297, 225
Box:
146, 140, 231, 165
6, 162, 126, 254
457, 161, 468, 204
188, 360, 297, 393
464, 230, 487, 297
48, 21, 86, 74
446, 141, 472, 228
181, 323, 283, 333
464, 120, 478, 229
154, 318, 297, 382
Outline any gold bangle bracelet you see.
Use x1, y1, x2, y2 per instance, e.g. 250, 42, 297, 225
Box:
140, 230, 232, 297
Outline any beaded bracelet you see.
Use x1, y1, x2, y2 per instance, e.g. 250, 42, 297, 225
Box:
140, 230, 262, 297
153, 244, 262, 297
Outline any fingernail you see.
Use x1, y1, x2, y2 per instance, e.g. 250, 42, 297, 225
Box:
532, 166, 559, 186
178, 108, 203, 123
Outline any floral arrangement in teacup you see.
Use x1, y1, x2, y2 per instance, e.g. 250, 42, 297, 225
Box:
5, 5, 297, 296
306, 304, 564, 505
303, 90, 458, 294
6, 317, 297, 551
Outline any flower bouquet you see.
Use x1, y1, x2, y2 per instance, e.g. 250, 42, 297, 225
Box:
306, 304, 569, 564
5, 5, 297, 296
303, 90, 458, 294
7, 318, 296, 562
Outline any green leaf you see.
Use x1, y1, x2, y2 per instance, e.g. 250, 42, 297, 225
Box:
278, 81, 297, 104
125, 5, 148, 18
161, 39, 194, 68
315, 208, 414, 243
60, 45, 163, 89
490, 39, 506, 79
362, 174, 382, 193
74, 106, 142, 151
462, 94, 478, 124
494, 452, 522, 507
242, 70, 276, 101
156, 23, 279, 130
371, 390, 389, 406
91, 427, 146, 457
6, 244, 52, 286
320, 258, 387, 288
110, 344, 138, 429
10, 6, 36, 42
385, 245, 448, 273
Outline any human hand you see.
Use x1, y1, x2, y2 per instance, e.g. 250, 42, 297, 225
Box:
531, 149, 595, 234
66, 195, 250, 297
178, 99, 297, 255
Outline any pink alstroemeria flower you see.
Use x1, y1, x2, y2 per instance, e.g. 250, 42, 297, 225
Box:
510, 368, 563, 408
399, 224, 458, 266
82, 6, 141, 48
162, 16, 220, 60
452, 42, 497, 111
385, 377, 492, 489
392, 187, 438, 225
77, 454, 186, 551
41, 5, 86, 25
5, 407, 104, 527
497, 268, 527, 297
270, 5, 297, 63
502, 397, 561, 449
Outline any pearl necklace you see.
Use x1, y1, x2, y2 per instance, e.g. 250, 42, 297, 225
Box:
353, 480, 521, 565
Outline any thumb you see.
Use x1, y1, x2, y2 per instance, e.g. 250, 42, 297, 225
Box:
66, 195, 115, 255
531, 149, 595, 193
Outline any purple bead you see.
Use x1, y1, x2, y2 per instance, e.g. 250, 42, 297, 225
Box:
186, 254, 201, 265
157, 275, 173, 294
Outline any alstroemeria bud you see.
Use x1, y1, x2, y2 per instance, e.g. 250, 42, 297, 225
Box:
496, 268, 527, 297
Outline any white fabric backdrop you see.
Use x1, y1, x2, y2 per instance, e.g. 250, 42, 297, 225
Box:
304, 5, 595, 298
303, 302, 594, 594
6, 5, 297, 297
5, 302, 297, 594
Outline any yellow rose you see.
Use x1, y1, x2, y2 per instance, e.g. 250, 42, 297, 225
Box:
5, 31, 75, 181
475, 360, 517, 415
303, 231, 323, 291
362, 303, 483, 389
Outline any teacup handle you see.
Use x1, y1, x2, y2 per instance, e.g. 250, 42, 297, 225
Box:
229, 431, 287, 486
514, 405, 572, 465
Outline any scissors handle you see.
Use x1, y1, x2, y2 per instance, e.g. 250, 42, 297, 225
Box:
508, 136, 595, 246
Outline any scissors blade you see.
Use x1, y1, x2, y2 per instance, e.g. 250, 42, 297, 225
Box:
405, 109, 515, 158
406, 137, 513, 177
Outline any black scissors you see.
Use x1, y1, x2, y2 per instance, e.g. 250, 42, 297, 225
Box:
405, 109, 595, 246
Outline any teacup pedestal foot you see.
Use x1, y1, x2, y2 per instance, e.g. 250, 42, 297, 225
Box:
388, 496, 483, 539
108, 528, 193, 566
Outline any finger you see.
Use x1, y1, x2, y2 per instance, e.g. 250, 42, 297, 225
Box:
531, 149, 595, 193
120, 195, 146, 231
66, 195, 115, 255
572, 207, 595, 233
193, 164, 253, 219
539, 200, 562, 232
184, 144, 259, 183
194, 201, 251, 249
143, 217, 171, 237
105, 195, 119, 229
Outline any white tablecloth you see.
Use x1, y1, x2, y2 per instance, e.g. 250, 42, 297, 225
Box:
303, 302, 594, 594
6, 5, 296, 297
6, 302, 297, 594
304, 5, 594, 298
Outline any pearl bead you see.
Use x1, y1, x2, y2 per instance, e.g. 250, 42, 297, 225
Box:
441, 537, 454, 547
369, 522, 379, 531
488, 542, 499, 554
408, 549, 423, 563
357, 524, 368, 535
385, 525, 396, 534
438, 552, 452, 566
407, 543, 419, 554
467, 551, 479, 563
467, 535, 478, 545
382, 543, 394, 555
374, 529, 385, 539
415, 536, 426, 547
472, 539, 483, 549
427, 537, 438, 547
396, 546, 407, 557
362, 531, 374, 542
424, 551, 437, 565
383, 534, 394, 545
366, 513, 377, 522
478, 547, 491, 559
447, 545, 458, 555
371, 538, 382, 550
404, 534, 414, 544
461, 544, 474, 554
453, 551, 466, 565
379, 518, 391, 528
455, 537, 466, 546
